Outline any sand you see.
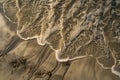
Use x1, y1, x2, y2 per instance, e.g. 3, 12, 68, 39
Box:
0, 0, 120, 80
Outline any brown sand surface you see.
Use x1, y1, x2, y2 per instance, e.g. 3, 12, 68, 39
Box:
0, 0, 120, 80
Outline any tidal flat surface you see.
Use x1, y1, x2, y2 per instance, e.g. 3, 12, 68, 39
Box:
0, 0, 120, 80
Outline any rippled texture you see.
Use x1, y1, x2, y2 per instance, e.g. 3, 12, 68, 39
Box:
0, 0, 120, 80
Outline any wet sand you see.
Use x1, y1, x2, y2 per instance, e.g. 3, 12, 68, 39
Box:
0, 0, 120, 80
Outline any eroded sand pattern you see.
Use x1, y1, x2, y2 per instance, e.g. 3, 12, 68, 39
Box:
0, 0, 120, 80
